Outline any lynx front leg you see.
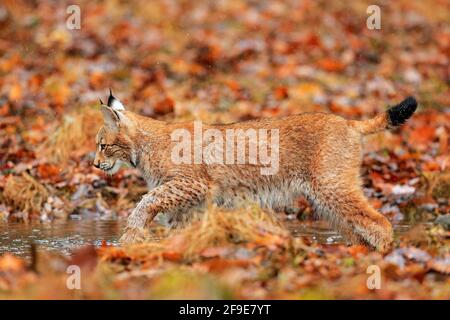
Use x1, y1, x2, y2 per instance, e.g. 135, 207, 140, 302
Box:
120, 177, 209, 245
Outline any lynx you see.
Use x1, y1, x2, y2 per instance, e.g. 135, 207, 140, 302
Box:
94, 91, 417, 252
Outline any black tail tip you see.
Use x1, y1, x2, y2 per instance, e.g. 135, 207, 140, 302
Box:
387, 96, 417, 126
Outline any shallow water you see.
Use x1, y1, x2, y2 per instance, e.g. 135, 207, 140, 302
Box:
0, 218, 419, 260
0, 219, 126, 260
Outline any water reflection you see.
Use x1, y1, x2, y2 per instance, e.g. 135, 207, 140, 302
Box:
0, 219, 125, 259
0, 218, 419, 260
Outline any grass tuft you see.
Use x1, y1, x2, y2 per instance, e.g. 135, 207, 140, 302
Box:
114, 204, 291, 261
182, 204, 290, 256
38, 106, 102, 163
3, 173, 49, 216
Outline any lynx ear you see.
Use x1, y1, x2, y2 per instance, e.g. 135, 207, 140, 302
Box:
100, 90, 132, 131
107, 89, 125, 111
100, 103, 133, 132
101, 105, 121, 131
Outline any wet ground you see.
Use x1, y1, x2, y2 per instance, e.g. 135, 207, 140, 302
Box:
0, 218, 420, 260
0, 219, 126, 259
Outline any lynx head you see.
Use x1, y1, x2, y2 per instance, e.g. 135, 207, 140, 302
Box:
94, 90, 137, 174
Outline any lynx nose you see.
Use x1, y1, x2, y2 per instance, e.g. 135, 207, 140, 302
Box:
93, 161, 100, 169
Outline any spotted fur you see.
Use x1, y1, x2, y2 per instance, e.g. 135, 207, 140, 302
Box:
93, 93, 418, 252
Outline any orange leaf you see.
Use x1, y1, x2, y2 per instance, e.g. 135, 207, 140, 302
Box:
274, 86, 289, 100
0, 254, 25, 273
347, 245, 369, 257
37, 163, 61, 179
409, 126, 435, 146
89, 71, 105, 89
9, 84, 22, 102
317, 58, 345, 72
162, 251, 182, 262
154, 97, 175, 115
225, 79, 240, 92
0, 103, 9, 117
199, 258, 252, 272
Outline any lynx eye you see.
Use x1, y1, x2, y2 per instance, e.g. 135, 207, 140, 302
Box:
100, 144, 106, 151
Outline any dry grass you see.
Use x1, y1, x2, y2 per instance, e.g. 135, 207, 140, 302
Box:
3, 173, 49, 215
182, 204, 290, 256
38, 106, 102, 163
422, 171, 450, 199
115, 204, 292, 261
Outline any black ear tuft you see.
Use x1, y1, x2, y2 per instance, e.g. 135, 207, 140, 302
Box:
107, 88, 115, 107
106, 88, 125, 110
99, 98, 104, 105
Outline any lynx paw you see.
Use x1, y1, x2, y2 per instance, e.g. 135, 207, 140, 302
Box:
376, 237, 394, 254
119, 227, 149, 245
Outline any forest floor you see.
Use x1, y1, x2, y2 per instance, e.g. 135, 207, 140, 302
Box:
0, 0, 449, 299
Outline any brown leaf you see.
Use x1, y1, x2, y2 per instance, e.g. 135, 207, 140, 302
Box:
69, 245, 98, 272
153, 97, 175, 115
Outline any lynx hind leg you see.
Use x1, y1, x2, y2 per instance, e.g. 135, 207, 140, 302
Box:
312, 189, 393, 253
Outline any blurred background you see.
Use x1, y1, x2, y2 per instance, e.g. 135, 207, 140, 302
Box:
0, 0, 448, 299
